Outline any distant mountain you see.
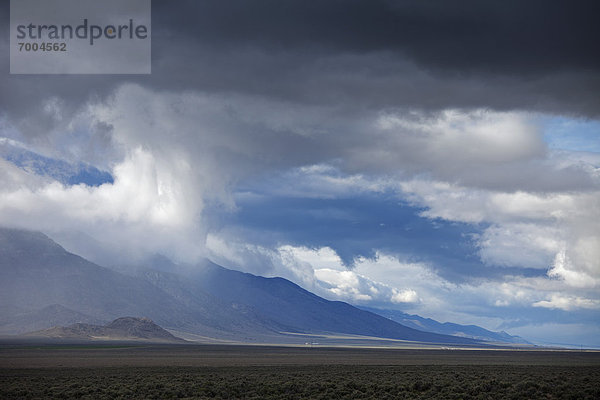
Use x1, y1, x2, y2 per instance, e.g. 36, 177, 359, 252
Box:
27, 316, 185, 342
1, 227, 489, 346
0, 138, 113, 187
360, 306, 528, 344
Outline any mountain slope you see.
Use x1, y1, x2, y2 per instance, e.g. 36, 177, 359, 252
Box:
152, 261, 482, 345
0, 304, 105, 335
0, 228, 277, 338
360, 306, 528, 344
0, 228, 190, 327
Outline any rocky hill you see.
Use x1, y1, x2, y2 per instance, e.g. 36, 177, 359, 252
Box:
27, 317, 185, 342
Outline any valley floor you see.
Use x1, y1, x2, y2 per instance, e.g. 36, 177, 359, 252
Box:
1, 343, 599, 399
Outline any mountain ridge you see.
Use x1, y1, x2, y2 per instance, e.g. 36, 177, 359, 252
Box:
0, 138, 113, 187
144, 260, 482, 345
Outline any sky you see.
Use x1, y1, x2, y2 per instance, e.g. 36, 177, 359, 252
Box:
1, 0, 599, 347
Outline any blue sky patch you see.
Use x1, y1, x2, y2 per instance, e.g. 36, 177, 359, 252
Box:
541, 116, 600, 153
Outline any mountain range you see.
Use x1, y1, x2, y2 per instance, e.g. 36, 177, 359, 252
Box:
0, 227, 525, 346
359, 307, 528, 344
0, 137, 113, 187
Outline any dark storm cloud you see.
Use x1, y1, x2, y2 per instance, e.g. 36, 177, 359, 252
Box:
156, 0, 600, 74
2, 0, 600, 136
148, 0, 600, 115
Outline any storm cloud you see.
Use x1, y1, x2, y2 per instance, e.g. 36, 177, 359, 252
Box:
2, 0, 600, 135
